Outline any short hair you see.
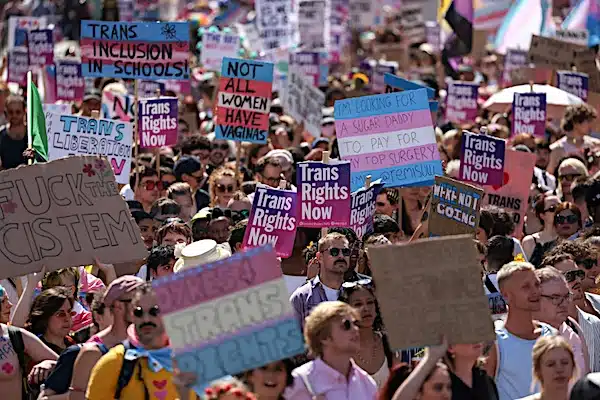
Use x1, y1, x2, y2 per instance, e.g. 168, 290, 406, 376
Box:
481, 205, 516, 237
535, 266, 568, 285
129, 166, 158, 189
327, 227, 359, 245
571, 178, 593, 204
380, 189, 400, 206
5, 94, 25, 110
478, 208, 495, 238
150, 198, 181, 219
540, 253, 574, 269
156, 221, 192, 245
147, 245, 176, 274
373, 214, 401, 235
228, 219, 248, 253
557, 157, 589, 179
553, 202, 582, 228
535, 138, 551, 151
561, 103, 597, 132
42, 267, 80, 293
546, 240, 597, 264
167, 182, 192, 198
318, 232, 348, 252
180, 134, 211, 155
254, 155, 281, 175
304, 301, 359, 357
485, 235, 515, 273
497, 261, 535, 290
532, 336, 576, 386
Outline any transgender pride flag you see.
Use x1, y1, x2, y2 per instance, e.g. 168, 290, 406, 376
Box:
474, 0, 512, 34
494, 0, 556, 54
562, 0, 600, 46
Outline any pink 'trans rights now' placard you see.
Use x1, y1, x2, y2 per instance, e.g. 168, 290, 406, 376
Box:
138, 97, 179, 148
459, 132, 506, 187
445, 81, 478, 125
297, 160, 351, 228
512, 92, 547, 137
243, 185, 298, 257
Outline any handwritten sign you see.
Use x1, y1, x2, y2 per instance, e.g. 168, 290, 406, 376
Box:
243, 185, 298, 257
216, 57, 274, 144
483, 149, 537, 237
384, 73, 438, 112
46, 113, 133, 185
512, 92, 546, 137
200, 31, 241, 71
28, 29, 54, 66
557, 71, 588, 102
102, 90, 134, 122
80, 21, 190, 80
297, 161, 351, 227
459, 132, 505, 186
283, 68, 325, 138
153, 246, 304, 388
445, 82, 478, 125
0, 156, 147, 279
56, 61, 85, 102
139, 98, 178, 148
350, 180, 384, 239
335, 89, 443, 192
290, 52, 329, 87
7, 48, 29, 87
255, 0, 295, 50
429, 176, 484, 237
298, 0, 331, 50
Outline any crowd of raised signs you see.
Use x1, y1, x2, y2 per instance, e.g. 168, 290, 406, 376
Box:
4, 1, 600, 400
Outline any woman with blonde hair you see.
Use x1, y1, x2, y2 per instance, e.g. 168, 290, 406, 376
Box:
516, 335, 577, 400
209, 167, 240, 208
555, 157, 589, 202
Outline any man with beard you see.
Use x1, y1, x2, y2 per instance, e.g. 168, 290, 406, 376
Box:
484, 262, 556, 400
290, 233, 353, 330
87, 283, 193, 400
207, 138, 231, 174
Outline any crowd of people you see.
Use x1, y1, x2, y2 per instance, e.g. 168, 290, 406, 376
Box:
2, 1, 600, 400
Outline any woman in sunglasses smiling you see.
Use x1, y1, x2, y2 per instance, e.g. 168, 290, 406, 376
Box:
553, 202, 582, 239
209, 167, 240, 208
522, 194, 561, 266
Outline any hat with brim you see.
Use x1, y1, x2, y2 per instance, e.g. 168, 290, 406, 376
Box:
173, 239, 231, 273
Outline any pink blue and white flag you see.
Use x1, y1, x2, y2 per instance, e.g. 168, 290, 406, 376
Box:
562, 0, 600, 46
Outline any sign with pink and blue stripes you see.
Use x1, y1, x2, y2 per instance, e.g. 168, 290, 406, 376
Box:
334, 88, 442, 192
80, 21, 189, 80
153, 246, 304, 387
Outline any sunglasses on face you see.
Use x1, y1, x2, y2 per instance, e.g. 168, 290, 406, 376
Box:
555, 214, 578, 225
578, 258, 597, 270
376, 202, 387, 207
564, 269, 585, 283
232, 209, 250, 219
212, 143, 229, 151
133, 305, 161, 318
143, 180, 163, 191
559, 173, 582, 181
217, 183, 235, 193
341, 278, 373, 289
325, 247, 351, 257
162, 180, 175, 189
341, 318, 360, 331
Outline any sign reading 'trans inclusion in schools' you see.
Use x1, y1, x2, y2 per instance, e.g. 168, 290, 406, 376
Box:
80, 21, 190, 80
334, 89, 442, 191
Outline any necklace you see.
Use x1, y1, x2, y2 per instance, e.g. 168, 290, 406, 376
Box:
355, 332, 381, 368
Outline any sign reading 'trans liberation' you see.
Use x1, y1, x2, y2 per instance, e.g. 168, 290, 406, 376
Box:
80, 21, 190, 80
334, 89, 442, 191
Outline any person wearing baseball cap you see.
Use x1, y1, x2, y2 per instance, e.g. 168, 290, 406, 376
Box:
79, 89, 101, 117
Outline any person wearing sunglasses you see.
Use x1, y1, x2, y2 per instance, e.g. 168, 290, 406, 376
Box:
555, 157, 588, 202
290, 233, 354, 331
285, 301, 378, 399
254, 156, 284, 189
522, 195, 560, 265
209, 139, 231, 170
553, 202, 582, 239
209, 167, 240, 208
130, 166, 161, 213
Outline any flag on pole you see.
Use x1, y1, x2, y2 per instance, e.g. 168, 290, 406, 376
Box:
27, 71, 48, 163
439, 0, 474, 59
562, 0, 600, 47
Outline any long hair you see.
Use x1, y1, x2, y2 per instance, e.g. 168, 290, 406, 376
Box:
25, 287, 73, 336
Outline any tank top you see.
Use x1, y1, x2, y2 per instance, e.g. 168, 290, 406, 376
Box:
370, 359, 389, 389
495, 323, 555, 400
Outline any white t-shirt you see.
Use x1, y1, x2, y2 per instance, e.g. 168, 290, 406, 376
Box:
314, 275, 339, 301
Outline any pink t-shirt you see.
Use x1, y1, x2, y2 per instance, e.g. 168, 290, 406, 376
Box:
560, 322, 587, 379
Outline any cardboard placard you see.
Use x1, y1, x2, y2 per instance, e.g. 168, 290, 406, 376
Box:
512, 92, 547, 137
153, 245, 304, 390
139, 98, 178, 148
459, 132, 506, 186
255, 0, 296, 50
56, 61, 85, 102
200, 31, 242, 71
298, 0, 331, 50
335, 89, 443, 192
483, 149, 537, 237
428, 176, 484, 237
445, 81, 479, 125
0, 156, 147, 279
369, 236, 495, 350
297, 161, 351, 227
243, 185, 298, 257
554, 29, 589, 46
215, 57, 274, 144
46, 114, 134, 185
372, 42, 408, 70
28, 29, 54, 66
350, 180, 384, 239
509, 66, 554, 86
556, 71, 588, 102
283, 68, 325, 138
80, 21, 190, 80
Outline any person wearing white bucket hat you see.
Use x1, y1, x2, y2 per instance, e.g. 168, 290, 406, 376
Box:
173, 239, 232, 273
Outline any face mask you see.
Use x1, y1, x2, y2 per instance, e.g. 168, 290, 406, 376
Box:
322, 124, 335, 137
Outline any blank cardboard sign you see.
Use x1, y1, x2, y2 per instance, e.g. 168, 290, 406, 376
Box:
369, 235, 494, 350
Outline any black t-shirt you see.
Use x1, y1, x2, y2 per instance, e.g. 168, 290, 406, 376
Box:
0, 127, 27, 169
450, 367, 499, 400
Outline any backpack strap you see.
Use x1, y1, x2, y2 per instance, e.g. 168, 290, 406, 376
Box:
484, 275, 498, 293
115, 341, 149, 400
8, 326, 28, 400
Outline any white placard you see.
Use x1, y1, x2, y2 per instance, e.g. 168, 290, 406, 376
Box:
283, 68, 325, 137
255, 0, 297, 50
298, 0, 331, 50
200, 31, 241, 71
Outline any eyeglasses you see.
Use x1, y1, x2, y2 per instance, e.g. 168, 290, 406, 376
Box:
544, 205, 557, 213
217, 183, 235, 193
143, 180, 163, 191
262, 175, 281, 185
578, 258, 597, 270
133, 305, 161, 318
559, 173, 582, 181
232, 209, 249, 220
341, 278, 373, 289
162, 180, 175, 189
555, 214, 578, 225
211, 143, 230, 151
341, 318, 360, 331
540, 293, 573, 306
324, 247, 351, 257
54, 310, 74, 318
564, 269, 585, 283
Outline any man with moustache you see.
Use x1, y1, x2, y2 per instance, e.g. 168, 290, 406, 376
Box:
290, 233, 354, 330
484, 262, 556, 400
87, 283, 194, 400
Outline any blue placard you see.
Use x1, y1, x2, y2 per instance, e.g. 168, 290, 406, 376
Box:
220, 57, 274, 83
